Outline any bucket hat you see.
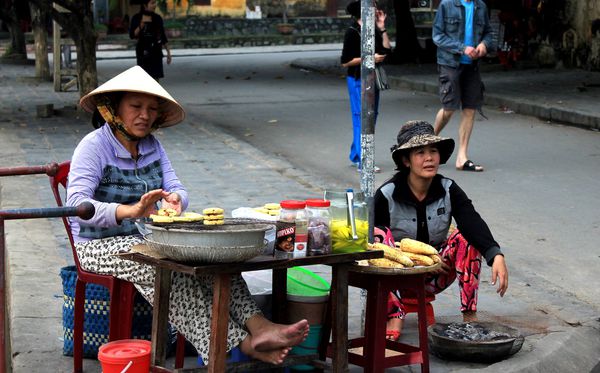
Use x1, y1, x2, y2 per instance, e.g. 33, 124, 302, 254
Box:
390, 120, 455, 168
79, 66, 185, 128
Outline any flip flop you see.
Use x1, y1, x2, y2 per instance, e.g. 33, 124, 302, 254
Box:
457, 160, 484, 172
386, 330, 401, 341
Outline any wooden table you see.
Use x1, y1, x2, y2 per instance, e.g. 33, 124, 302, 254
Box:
119, 250, 382, 372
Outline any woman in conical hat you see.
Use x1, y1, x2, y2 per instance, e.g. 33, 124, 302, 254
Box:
374, 120, 508, 341
68, 66, 309, 364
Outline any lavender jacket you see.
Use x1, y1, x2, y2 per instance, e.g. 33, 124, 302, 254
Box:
66, 124, 188, 243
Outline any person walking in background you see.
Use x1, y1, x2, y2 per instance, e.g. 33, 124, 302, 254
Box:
129, 0, 172, 81
341, 0, 391, 173
432, 0, 494, 172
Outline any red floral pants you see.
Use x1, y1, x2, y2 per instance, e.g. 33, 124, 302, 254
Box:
388, 229, 482, 319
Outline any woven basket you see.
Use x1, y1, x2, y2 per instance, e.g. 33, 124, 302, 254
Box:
60, 266, 153, 358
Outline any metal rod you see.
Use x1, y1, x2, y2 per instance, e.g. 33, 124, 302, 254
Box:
0, 220, 6, 373
0, 163, 59, 177
0, 202, 94, 221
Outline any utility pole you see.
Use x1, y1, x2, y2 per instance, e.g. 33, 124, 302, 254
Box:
359, 0, 376, 244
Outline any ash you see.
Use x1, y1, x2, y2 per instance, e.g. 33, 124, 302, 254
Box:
441, 323, 513, 342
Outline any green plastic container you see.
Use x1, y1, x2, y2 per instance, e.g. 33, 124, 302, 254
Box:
290, 325, 322, 371
286, 267, 330, 301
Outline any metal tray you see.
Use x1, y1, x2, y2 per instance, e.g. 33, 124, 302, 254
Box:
351, 261, 441, 275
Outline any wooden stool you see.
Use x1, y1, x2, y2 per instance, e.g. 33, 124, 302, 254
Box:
321, 266, 436, 373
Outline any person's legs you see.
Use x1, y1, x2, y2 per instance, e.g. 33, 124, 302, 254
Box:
456, 63, 484, 171
347, 76, 362, 165
434, 108, 454, 135
455, 108, 478, 169
425, 229, 482, 317
435, 64, 460, 137
386, 291, 405, 340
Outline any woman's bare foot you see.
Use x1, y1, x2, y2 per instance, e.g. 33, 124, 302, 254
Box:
248, 318, 310, 352
253, 347, 291, 365
240, 338, 291, 365
386, 318, 404, 341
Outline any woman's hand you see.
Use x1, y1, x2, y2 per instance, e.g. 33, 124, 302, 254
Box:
431, 260, 450, 275
116, 189, 170, 222
374, 53, 386, 63
161, 192, 182, 215
491, 254, 508, 297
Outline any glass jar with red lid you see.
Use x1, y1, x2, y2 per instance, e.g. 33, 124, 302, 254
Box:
305, 199, 331, 256
275, 200, 307, 259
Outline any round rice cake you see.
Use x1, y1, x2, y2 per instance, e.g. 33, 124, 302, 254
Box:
150, 214, 174, 223
268, 210, 280, 216
264, 203, 281, 210
202, 207, 224, 215
203, 214, 225, 221
204, 219, 225, 225
182, 212, 204, 221
172, 215, 192, 222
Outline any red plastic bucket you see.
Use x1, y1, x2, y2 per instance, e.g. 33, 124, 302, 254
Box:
98, 339, 151, 373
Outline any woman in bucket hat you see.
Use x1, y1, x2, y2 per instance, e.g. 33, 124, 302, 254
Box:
374, 120, 508, 340
68, 66, 309, 365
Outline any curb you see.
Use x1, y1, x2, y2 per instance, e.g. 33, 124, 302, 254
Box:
388, 75, 600, 131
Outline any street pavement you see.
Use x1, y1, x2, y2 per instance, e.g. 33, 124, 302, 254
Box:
0, 46, 599, 372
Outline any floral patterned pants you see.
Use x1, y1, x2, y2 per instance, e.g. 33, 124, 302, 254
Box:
388, 229, 482, 319
76, 236, 262, 363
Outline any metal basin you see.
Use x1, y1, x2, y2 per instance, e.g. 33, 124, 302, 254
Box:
139, 219, 274, 263
428, 322, 524, 363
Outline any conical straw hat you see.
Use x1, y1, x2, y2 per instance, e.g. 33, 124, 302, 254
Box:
79, 66, 185, 128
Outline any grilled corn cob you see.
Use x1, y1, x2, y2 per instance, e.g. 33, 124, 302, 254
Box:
368, 258, 405, 268
398, 238, 438, 256
403, 252, 435, 266
368, 243, 414, 267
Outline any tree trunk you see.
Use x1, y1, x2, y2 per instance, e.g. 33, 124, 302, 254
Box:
392, 0, 422, 63
0, 2, 26, 59
72, 19, 98, 97
29, 2, 50, 79
28, 0, 98, 97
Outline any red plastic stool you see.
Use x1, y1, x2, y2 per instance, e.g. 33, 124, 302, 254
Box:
402, 294, 436, 326
322, 268, 431, 373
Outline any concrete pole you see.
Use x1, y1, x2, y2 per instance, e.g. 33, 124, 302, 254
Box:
359, 0, 377, 335
360, 0, 376, 244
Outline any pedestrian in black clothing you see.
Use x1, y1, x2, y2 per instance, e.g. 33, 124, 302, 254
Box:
129, 0, 172, 81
